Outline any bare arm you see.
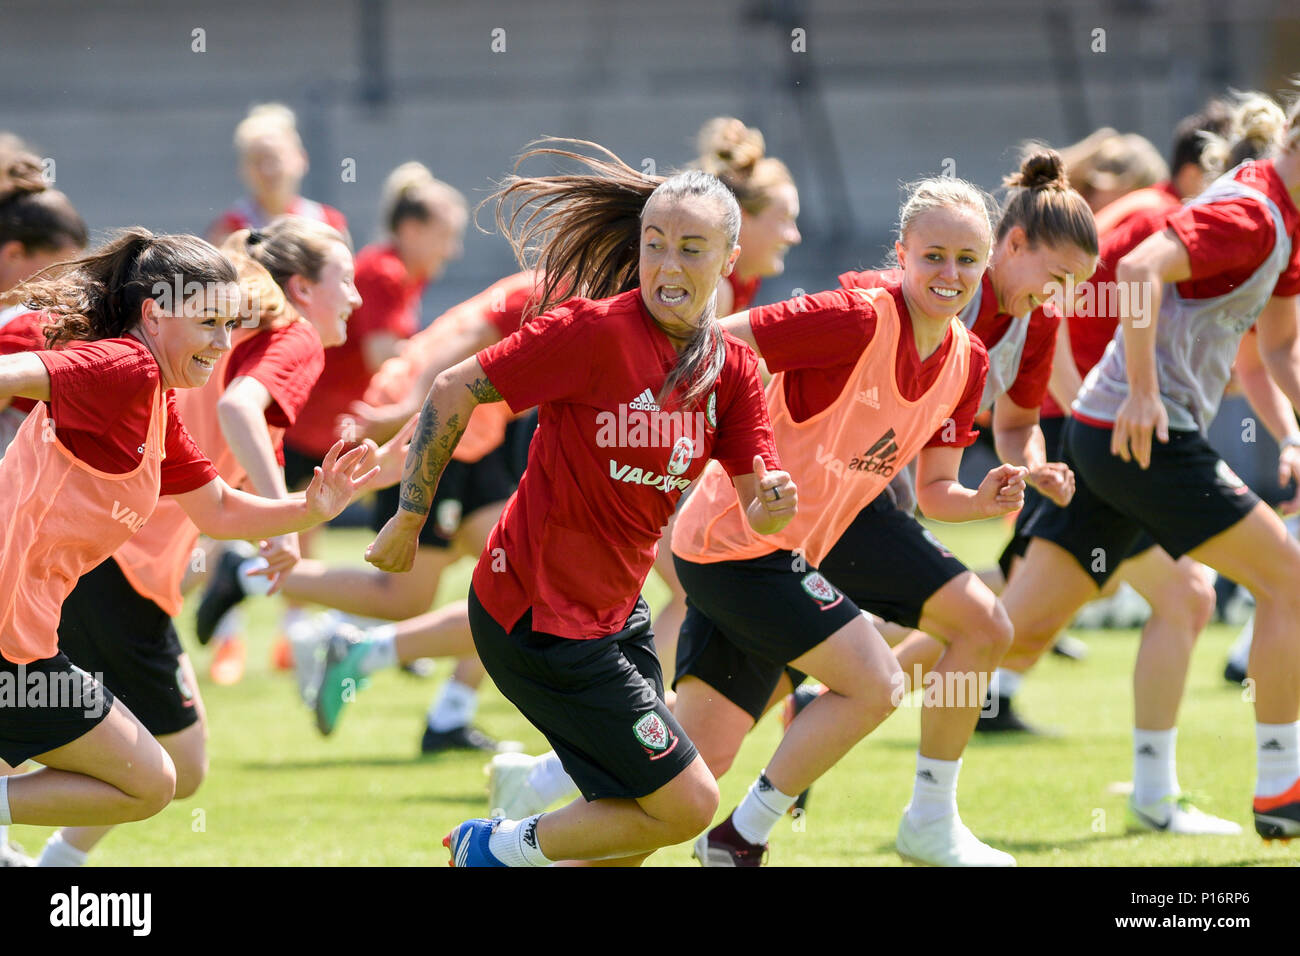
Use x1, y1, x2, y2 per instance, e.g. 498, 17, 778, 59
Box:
0, 352, 50, 402
364, 356, 498, 571
718, 310, 758, 353
731, 455, 797, 536
1253, 295, 1300, 510
992, 397, 1075, 507
361, 330, 405, 376
217, 377, 289, 500
915, 445, 1026, 523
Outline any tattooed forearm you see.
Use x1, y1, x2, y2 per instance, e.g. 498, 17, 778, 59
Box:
466, 376, 502, 404
398, 402, 468, 516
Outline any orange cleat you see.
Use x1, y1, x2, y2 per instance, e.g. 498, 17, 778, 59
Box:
210, 636, 247, 685
270, 635, 294, 672
1253, 776, 1300, 840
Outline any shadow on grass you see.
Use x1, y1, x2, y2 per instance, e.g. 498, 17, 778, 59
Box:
241, 756, 483, 771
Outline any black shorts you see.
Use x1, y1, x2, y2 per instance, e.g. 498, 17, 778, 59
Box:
468, 585, 697, 802
55, 559, 200, 738
370, 434, 521, 550
672, 496, 967, 721
282, 443, 320, 491
672, 551, 863, 721
0, 651, 115, 767
1021, 418, 1260, 587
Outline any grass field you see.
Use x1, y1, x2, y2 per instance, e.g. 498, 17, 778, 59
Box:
12, 516, 1298, 867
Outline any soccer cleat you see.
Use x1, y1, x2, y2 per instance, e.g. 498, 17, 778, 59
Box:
974, 694, 1049, 734
692, 814, 768, 867
422, 723, 499, 755
209, 635, 246, 686
0, 839, 33, 867
781, 682, 827, 813
896, 812, 1016, 867
313, 626, 370, 736
1050, 634, 1090, 661
1253, 777, 1300, 840
287, 615, 333, 707
195, 549, 248, 645
1223, 660, 1247, 685
1127, 794, 1243, 835
487, 752, 549, 818
444, 818, 508, 867
401, 658, 437, 678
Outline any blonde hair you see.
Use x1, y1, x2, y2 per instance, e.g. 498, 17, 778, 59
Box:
227, 216, 350, 320
1201, 88, 1300, 177
379, 161, 467, 235
695, 117, 794, 215
898, 177, 995, 246
234, 103, 303, 153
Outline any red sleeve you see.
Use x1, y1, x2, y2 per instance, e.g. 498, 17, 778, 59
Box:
710, 338, 780, 478
1004, 308, 1060, 409
322, 205, 349, 237
750, 288, 877, 374
350, 261, 418, 341
926, 334, 988, 448
38, 340, 160, 433
486, 285, 535, 339
476, 302, 592, 412
225, 323, 325, 428
1275, 257, 1300, 298
208, 209, 245, 239
161, 391, 218, 495
1166, 197, 1278, 286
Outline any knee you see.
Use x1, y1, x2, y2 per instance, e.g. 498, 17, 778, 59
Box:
857, 657, 904, 727
132, 753, 177, 820
171, 753, 208, 801
665, 774, 719, 844
959, 601, 1015, 660
698, 745, 736, 780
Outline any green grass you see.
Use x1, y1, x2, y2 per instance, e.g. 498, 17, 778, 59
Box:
12, 518, 1298, 866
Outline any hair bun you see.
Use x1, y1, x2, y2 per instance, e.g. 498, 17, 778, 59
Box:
0, 151, 48, 201
1011, 150, 1067, 190
697, 117, 766, 177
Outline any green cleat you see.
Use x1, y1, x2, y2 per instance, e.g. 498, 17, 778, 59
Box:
313, 627, 371, 736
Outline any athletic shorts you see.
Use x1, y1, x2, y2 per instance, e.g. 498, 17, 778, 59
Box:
1020, 418, 1260, 587
370, 413, 534, 549
998, 416, 1154, 576
56, 559, 200, 737
0, 651, 115, 767
673, 496, 967, 721
281, 443, 320, 491
468, 585, 697, 802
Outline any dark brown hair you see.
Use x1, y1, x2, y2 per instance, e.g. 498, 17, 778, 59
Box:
0, 145, 88, 255
12, 227, 237, 348
488, 138, 741, 408
996, 148, 1098, 257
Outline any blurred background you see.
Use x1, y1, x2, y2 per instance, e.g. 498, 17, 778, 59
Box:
3, 0, 1298, 486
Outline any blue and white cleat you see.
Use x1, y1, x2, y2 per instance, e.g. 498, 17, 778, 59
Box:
444, 818, 509, 867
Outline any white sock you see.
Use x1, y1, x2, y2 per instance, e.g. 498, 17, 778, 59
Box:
357, 626, 398, 676
993, 668, 1022, 700
0, 776, 10, 825
487, 814, 552, 867
1227, 615, 1254, 672
237, 557, 274, 597
427, 679, 478, 733
214, 607, 243, 640
37, 831, 87, 867
1256, 721, 1300, 798
528, 752, 580, 805
905, 755, 961, 826
731, 771, 797, 845
0, 825, 7, 845
1132, 728, 1179, 807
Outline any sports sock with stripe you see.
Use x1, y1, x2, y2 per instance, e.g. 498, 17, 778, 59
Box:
357, 625, 398, 676
488, 814, 553, 867
528, 751, 579, 805
732, 771, 797, 845
905, 754, 961, 826
0, 777, 10, 826
1256, 721, 1300, 798
1132, 728, 1179, 807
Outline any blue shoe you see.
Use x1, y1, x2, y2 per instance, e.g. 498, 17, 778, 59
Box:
444, 818, 509, 867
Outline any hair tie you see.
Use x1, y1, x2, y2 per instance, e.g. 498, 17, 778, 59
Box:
247, 228, 266, 246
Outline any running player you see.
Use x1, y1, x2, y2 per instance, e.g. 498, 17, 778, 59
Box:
367, 140, 790, 867
0, 229, 377, 830
999, 90, 1300, 841
0, 138, 86, 867
208, 103, 348, 246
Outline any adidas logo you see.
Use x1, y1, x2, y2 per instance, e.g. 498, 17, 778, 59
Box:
1136, 744, 1157, 757
522, 818, 539, 849
848, 428, 900, 476
1261, 739, 1284, 752
628, 388, 659, 411
916, 769, 937, 784
856, 385, 880, 409
757, 774, 774, 792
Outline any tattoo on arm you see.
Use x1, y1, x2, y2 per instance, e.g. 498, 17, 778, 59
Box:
466, 376, 502, 404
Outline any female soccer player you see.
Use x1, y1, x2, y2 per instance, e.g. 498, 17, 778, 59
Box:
367, 140, 792, 867
0, 228, 376, 830
11, 217, 373, 865
999, 91, 1300, 841
671, 162, 1094, 868
0, 138, 86, 866
207, 103, 348, 246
